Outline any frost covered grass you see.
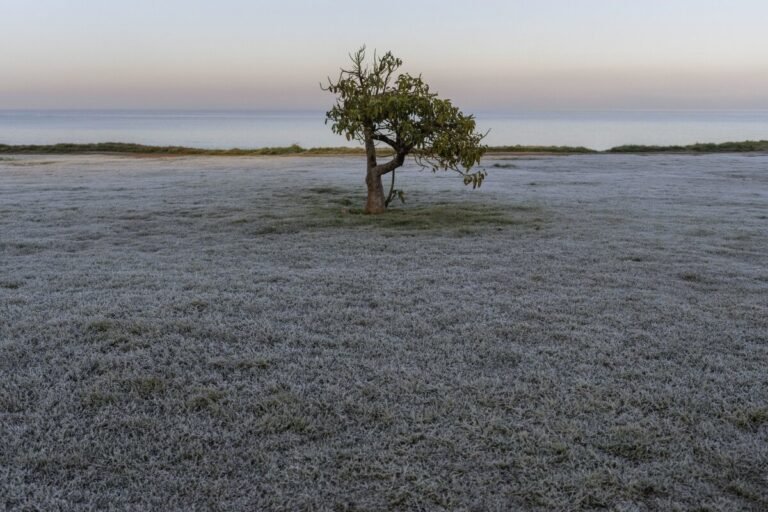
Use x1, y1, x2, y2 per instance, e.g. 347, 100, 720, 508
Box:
1, 154, 767, 510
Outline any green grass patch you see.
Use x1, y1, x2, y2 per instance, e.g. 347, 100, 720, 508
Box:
731, 407, 768, 432
125, 376, 166, 399
680, 272, 704, 283
82, 390, 119, 409
86, 319, 115, 333
233, 185, 548, 235
347, 203, 529, 231
598, 426, 665, 462
186, 389, 227, 413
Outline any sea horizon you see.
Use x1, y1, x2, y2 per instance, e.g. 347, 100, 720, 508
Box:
2, 108, 767, 151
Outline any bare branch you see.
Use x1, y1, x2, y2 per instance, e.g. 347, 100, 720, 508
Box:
371, 134, 398, 149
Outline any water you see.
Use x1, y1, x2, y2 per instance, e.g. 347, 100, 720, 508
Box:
1, 109, 767, 151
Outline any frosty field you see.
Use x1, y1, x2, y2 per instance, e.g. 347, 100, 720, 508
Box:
1, 153, 767, 511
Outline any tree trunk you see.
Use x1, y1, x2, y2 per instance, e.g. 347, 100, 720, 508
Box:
363, 130, 386, 214
365, 170, 386, 214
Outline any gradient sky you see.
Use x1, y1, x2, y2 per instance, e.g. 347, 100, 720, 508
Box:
2, 0, 768, 110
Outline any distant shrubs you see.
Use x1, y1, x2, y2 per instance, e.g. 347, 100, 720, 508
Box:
2, 140, 768, 156
0, 142, 598, 156
486, 145, 597, 154
0, 142, 366, 156
608, 140, 768, 153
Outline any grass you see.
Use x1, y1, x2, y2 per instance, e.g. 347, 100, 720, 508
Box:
732, 407, 768, 432
125, 376, 166, 398
254, 186, 545, 234
2, 154, 767, 510
333, 203, 542, 233
186, 390, 227, 413
247, 202, 542, 236
680, 271, 704, 283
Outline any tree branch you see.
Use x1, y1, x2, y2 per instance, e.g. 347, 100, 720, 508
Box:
371, 134, 398, 149
385, 168, 397, 207
374, 152, 406, 176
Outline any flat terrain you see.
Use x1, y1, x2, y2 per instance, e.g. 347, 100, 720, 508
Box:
1, 154, 767, 511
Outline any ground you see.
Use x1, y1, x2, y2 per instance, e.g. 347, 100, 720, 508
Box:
1, 153, 767, 511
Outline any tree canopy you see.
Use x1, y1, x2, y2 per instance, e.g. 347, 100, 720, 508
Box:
323, 47, 487, 213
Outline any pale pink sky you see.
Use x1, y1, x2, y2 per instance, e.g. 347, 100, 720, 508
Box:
2, 0, 768, 110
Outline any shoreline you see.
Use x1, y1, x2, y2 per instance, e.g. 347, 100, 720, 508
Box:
2, 140, 768, 157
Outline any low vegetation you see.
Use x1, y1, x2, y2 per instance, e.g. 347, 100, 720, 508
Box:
1, 153, 767, 510
0, 142, 368, 156
2, 140, 767, 156
267, 185, 541, 232
608, 140, 768, 153
485, 144, 597, 154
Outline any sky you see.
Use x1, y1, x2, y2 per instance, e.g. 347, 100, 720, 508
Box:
2, 0, 768, 110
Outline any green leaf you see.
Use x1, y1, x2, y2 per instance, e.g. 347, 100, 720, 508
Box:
323, 46, 488, 201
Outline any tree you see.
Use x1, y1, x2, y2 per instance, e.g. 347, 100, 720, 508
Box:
323, 47, 488, 214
